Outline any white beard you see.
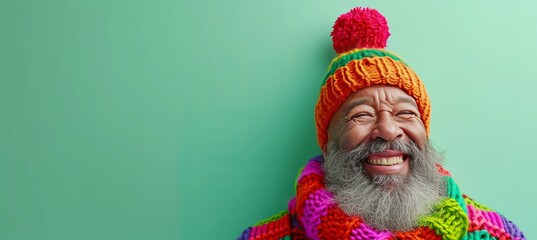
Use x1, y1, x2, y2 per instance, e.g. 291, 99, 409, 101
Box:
323, 139, 446, 231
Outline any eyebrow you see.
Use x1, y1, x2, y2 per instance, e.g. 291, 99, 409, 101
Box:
395, 96, 418, 108
343, 98, 369, 117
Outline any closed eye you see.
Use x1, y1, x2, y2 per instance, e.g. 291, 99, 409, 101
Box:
396, 110, 418, 119
347, 112, 375, 122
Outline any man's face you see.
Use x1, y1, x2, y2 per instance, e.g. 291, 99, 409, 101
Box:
326, 85, 427, 179
323, 85, 442, 231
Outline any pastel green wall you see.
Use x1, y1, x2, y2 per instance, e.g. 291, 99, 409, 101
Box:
1, 1, 535, 239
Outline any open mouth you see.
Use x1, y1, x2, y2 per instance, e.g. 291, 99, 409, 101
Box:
364, 150, 410, 166
366, 155, 405, 166
362, 150, 410, 175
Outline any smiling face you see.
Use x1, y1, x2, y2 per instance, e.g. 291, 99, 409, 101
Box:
322, 86, 444, 231
326, 85, 427, 179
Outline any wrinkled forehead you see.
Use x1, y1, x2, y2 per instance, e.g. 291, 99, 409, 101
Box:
340, 86, 418, 111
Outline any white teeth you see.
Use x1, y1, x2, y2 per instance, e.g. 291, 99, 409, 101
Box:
367, 156, 403, 166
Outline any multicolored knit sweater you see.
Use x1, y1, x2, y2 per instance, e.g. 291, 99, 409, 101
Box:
238, 156, 525, 240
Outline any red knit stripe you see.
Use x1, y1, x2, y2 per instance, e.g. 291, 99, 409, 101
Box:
296, 174, 324, 218
317, 205, 362, 239
394, 226, 442, 240
250, 214, 291, 240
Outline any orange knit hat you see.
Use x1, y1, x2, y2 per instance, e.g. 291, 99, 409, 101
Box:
315, 7, 430, 149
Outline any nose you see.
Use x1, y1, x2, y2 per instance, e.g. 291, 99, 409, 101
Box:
370, 111, 403, 142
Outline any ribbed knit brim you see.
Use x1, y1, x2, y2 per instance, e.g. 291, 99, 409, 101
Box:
314, 49, 430, 149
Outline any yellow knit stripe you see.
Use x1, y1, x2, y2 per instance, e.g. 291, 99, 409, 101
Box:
420, 198, 469, 240
254, 210, 289, 226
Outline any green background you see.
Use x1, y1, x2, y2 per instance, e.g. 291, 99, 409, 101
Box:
1, 0, 535, 239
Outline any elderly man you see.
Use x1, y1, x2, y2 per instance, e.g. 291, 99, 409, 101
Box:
238, 7, 525, 240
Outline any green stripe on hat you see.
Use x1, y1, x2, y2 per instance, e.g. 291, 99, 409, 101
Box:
321, 49, 406, 87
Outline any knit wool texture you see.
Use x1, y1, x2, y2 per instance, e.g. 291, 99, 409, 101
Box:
237, 156, 526, 240
315, 7, 430, 149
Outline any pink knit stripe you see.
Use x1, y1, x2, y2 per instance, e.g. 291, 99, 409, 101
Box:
298, 161, 323, 183
249, 224, 260, 238
300, 189, 334, 240
350, 223, 392, 239
288, 197, 297, 211
484, 210, 504, 229
467, 204, 509, 239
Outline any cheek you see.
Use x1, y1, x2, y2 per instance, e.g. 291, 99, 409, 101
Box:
338, 125, 371, 151
402, 122, 427, 148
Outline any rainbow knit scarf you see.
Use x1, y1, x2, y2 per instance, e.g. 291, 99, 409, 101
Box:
238, 156, 525, 240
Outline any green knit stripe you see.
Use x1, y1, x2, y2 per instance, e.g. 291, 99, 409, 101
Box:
445, 176, 468, 215
278, 236, 292, 240
321, 49, 406, 86
420, 198, 469, 240
254, 210, 288, 226
466, 230, 497, 240
464, 197, 492, 211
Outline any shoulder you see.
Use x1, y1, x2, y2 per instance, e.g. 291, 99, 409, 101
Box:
237, 210, 294, 240
463, 195, 526, 239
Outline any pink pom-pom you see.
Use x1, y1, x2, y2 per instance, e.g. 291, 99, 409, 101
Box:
331, 7, 390, 54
